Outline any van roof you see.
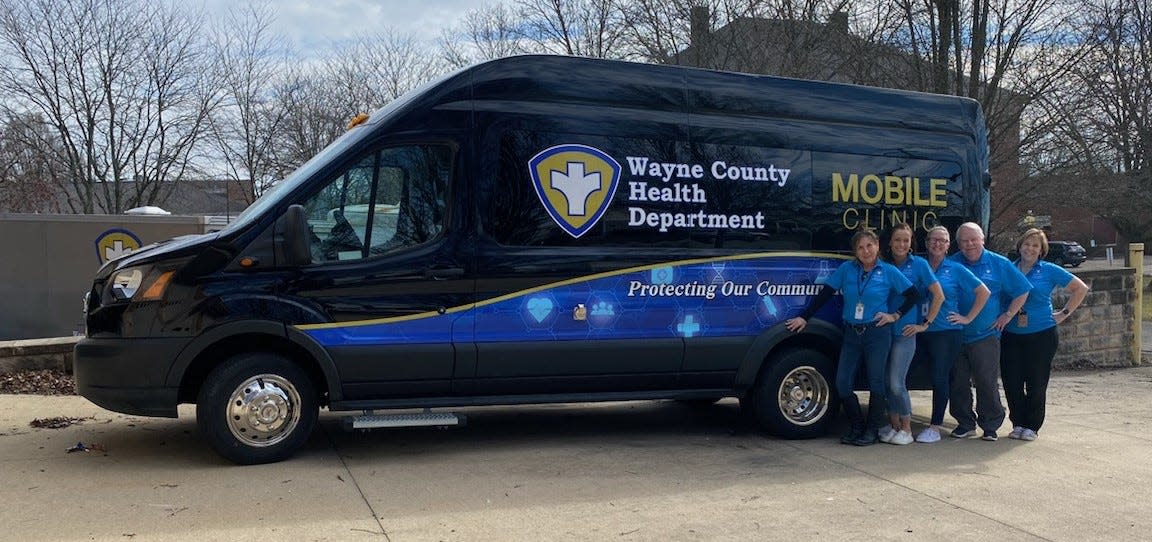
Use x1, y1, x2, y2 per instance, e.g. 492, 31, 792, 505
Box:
440, 54, 985, 138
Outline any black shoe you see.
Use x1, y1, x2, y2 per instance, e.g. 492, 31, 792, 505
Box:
852, 428, 879, 446
840, 422, 865, 444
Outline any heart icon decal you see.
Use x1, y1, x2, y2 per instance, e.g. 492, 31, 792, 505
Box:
526, 297, 554, 323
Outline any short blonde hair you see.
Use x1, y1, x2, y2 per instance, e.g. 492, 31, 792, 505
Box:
925, 225, 950, 248
1017, 228, 1050, 258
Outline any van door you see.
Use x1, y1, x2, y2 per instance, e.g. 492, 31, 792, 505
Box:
285, 143, 473, 400
470, 131, 689, 395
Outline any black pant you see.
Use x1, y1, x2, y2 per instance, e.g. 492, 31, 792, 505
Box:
1001, 327, 1059, 431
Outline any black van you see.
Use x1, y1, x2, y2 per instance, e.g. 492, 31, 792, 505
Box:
75, 55, 991, 464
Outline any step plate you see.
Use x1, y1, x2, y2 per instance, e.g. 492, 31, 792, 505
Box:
345, 412, 464, 430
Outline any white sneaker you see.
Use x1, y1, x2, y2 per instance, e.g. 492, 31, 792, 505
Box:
1009, 426, 1024, 439
890, 430, 914, 445
878, 426, 897, 443
916, 427, 941, 443
1020, 428, 1038, 441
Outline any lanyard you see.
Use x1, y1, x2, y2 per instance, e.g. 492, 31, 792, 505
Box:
857, 263, 875, 300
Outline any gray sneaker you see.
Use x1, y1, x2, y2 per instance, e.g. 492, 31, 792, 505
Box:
1020, 428, 1038, 441
1009, 426, 1024, 439
878, 426, 897, 443
981, 430, 998, 441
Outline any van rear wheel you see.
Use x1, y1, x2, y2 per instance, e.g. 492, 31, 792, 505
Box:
744, 348, 836, 438
196, 353, 317, 465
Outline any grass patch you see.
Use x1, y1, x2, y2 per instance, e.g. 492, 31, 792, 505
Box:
1144, 287, 1152, 322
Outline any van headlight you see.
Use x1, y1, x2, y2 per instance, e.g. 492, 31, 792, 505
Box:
110, 267, 174, 302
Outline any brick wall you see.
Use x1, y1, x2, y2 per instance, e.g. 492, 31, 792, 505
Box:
1052, 268, 1140, 369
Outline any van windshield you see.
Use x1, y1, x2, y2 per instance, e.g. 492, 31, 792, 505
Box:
226, 68, 468, 234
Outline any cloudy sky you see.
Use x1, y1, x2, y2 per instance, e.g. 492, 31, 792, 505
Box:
219, 0, 489, 51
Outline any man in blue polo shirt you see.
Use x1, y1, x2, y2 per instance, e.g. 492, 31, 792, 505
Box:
948, 223, 1031, 441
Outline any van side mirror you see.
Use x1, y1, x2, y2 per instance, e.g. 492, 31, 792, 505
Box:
276, 204, 312, 266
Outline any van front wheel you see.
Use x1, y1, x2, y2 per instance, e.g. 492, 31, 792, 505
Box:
196, 353, 317, 465
745, 348, 836, 438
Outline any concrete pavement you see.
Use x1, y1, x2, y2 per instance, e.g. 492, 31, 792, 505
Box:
5, 367, 1152, 541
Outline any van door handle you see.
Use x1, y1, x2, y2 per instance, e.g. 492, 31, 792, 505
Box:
424, 267, 465, 280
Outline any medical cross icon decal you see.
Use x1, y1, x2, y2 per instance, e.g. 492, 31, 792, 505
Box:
528, 144, 621, 238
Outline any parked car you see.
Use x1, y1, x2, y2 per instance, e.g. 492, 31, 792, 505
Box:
1046, 240, 1087, 267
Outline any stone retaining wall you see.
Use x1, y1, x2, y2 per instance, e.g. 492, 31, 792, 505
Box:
1052, 267, 1141, 369
0, 337, 79, 374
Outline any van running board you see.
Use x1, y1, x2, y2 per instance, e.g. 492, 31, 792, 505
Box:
343, 410, 466, 431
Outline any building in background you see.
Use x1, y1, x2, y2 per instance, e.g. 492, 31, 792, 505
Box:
668, 7, 1115, 253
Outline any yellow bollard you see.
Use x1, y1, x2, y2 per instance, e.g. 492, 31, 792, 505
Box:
1130, 243, 1144, 365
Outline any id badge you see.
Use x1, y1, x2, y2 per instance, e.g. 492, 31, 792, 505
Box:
1017, 312, 1029, 328
854, 302, 865, 321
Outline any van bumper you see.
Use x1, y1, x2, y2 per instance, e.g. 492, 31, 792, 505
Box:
73, 337, 188, 418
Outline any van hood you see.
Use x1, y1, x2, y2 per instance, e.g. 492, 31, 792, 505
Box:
97, 232, 221, 278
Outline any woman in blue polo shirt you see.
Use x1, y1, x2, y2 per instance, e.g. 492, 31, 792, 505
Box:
880, 223, 944, 445
914, 226, 989, 443
785, 229, 918, 446
1002, 228, 1089, 441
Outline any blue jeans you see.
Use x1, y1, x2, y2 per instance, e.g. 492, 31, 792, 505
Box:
836, 325, 891, 409
916, 330, 963, 426
887, 334, 916, 417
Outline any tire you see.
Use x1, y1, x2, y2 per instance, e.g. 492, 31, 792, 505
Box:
196, 353, 318, 465
1054, 257, 1065, 266
743, 348, 837, 439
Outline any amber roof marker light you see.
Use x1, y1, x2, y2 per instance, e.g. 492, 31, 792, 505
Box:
347, 113, 370, 129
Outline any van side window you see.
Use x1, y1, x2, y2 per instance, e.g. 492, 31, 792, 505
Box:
484, 131, 688, 248
687, 143, 813, 251
303, 145, 451, 262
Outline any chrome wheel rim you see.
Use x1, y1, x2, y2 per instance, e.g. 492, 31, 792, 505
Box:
776, 365, 830, 426
226, 374, 302, 448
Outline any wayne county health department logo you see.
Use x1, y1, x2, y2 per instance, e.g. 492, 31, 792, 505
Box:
95, 228, 142, 264
528, 144, 621, 238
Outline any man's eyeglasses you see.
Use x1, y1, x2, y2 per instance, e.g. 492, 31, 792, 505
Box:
927, 238, 950, 245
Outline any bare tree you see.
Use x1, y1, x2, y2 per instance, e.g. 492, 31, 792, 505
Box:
0, 0, 216, 214
440, 2, 530, 69
325, 30, 448, 107
514, 0, 628, 58
617, 0, 699, 63
265, 68, 349, 179
261, 29, 449, 181
0, 113, 67, 212
207, 2, 289, 204
876, 0, 1088, 233
1048, 0, 1152, 239
1077, 0, 1151, 175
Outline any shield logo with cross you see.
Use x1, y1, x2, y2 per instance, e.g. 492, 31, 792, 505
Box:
528, 144, 621, 238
